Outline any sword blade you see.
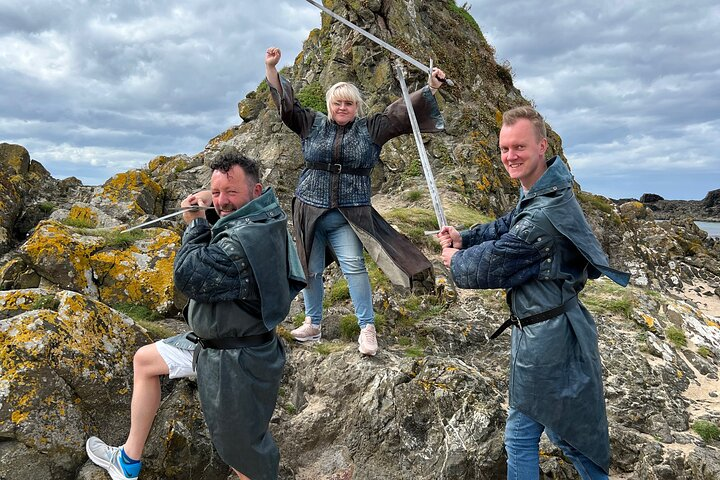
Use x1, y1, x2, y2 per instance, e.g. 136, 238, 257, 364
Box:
120, 206, 214, 233
394, 61, 448, 229
305, 0, 453, 85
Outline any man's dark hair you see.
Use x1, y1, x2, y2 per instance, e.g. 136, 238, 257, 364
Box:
209, 148, 261, 185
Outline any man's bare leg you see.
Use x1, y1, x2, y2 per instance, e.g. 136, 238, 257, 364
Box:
232, 468, 251, 479
122, 343, 170, 460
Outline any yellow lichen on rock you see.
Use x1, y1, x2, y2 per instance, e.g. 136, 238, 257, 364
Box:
91, 228, 181, 313
100, 170, 163, 216
68, 205, 98, 227
19, 220, 103, 293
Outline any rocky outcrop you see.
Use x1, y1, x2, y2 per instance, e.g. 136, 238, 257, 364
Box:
620, 189, 720, 222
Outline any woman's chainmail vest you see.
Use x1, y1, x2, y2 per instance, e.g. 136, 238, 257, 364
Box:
295, 113, 380, 208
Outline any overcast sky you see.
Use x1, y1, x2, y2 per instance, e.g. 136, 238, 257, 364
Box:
1, 1, 718, 200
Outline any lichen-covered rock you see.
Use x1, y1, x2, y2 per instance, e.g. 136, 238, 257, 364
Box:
238, 91, 265, 122
0, 256, 40, 290
49, 202, 123, 229
0, 289, 149, 479
90, 227, 181, 315
18, 220, 103, 295
0, 143, 30, 176
91, 170, 163, 224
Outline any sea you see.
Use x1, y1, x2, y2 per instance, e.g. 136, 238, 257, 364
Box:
695, 221, 720, 238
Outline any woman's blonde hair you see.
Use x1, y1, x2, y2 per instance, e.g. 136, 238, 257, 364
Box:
325, 82, 366, 121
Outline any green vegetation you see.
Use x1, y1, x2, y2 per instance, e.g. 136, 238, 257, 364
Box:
112, 302, 170, 339
697, 346, 712, 358
297, 82, 327, 114
62, 217, 97, 229
315, 343, 346, 355
324, 277, 350, 307
292, 312, 306, 327
447, 1, 481, 34
665, 326, 687, 348
405, 190, 423, 202
445, 204, 493, 230
397, 336, 412, 346
38, 201, 55, 213
283, 403, 297, 415
580, 280, 634, 320
576, 191, 614, 215
692, 420, 720, 443
366, 255, 392, 291
385, 207, 440, 250
397, 294, 445, 329
405, 159, 422, 177
75, 228, 147, 248
404, 346, 425, 357
32, 294, 60, 311
339, 314, 360, 340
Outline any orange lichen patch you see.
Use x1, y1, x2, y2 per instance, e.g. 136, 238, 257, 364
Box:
100, 170, 162, 216
148, 155, 172, 172
495, 109, 503, 129
706, 320, 718, 328
0, 291, 146, 438
19, 220, 103, 292
642, 313, 656, 330
207, 129, 237, 149
11, 410, 29, 424
51, 291, 146, 383
91, 229, 181, 313
0, 289, 49, 315
68, 205, 98, 226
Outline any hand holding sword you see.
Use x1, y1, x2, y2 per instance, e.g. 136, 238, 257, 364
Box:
120, 190, 214, 233
180, 190, 213, 224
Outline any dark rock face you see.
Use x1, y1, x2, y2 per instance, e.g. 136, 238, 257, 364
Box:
626, 189, 720, 222
640, 193, 665, 203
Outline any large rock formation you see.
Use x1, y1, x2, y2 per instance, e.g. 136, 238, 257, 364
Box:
0, 1, 719, 479
619, 189, 720, 222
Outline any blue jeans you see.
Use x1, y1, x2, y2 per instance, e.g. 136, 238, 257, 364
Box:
303, 209, 374, 328
505, 407, 608, 480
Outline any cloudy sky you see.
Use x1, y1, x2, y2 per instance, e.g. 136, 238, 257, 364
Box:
1, 1, 718, 200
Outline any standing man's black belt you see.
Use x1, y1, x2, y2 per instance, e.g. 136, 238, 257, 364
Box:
305, 162, 372, 176
490, 296, 578, 339
186, 331, 274, 349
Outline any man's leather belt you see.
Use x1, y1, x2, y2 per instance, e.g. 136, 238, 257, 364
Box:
305, 162, 372, 176
490, 296, 578, 340
186, 331, 274, 349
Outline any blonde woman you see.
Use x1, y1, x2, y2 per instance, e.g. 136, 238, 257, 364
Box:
265, 47, 445, 356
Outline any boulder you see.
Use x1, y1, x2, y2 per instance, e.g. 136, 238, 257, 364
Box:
0, 289, 149, 479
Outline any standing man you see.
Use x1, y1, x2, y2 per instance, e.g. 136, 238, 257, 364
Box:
439, 106, 629, 480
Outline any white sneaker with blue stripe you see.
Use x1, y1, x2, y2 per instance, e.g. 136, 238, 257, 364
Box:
86, 436, 141, 480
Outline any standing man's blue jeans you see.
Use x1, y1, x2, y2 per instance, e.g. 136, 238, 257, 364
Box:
505, 407, 608, 480
303, 209, 374, 328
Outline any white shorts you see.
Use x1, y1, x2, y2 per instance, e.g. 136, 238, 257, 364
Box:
155, 340, 195, 379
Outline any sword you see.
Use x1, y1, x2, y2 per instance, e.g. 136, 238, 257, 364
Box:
305, 0, 454, 86
394, 60, 448, 230
120, 206, 214, 233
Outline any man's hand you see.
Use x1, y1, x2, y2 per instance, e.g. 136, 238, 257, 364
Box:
437, 226, 461, 249
441, 247, 458, 268
180, 190, 212, 224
